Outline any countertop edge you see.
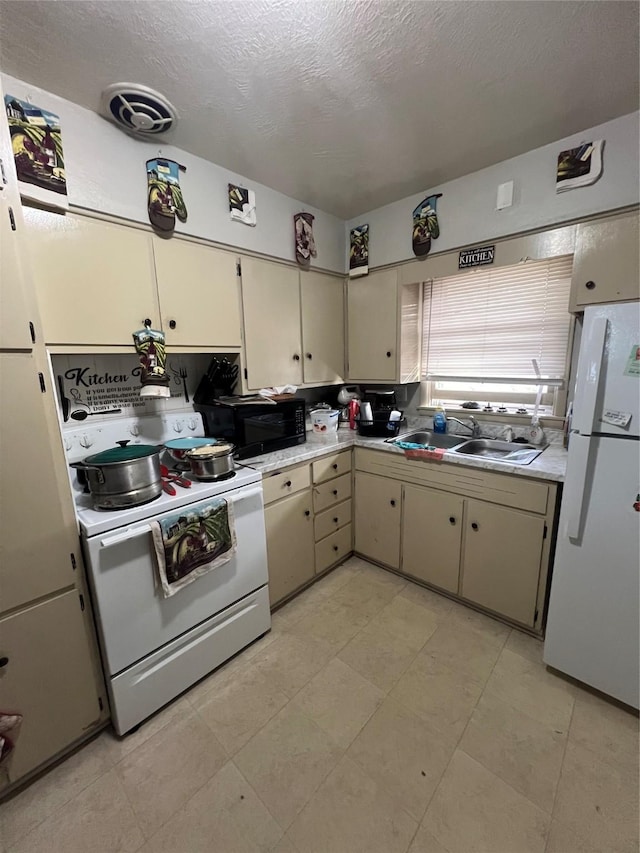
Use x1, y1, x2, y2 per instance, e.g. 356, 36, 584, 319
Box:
241, 432, 566, 483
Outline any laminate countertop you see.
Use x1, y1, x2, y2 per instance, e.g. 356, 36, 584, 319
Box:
241, 430, 567, 482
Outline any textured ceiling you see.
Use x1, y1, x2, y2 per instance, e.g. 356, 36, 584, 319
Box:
0, 0, 638, 218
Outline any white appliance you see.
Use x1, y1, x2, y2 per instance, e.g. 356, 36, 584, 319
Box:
65, 412, 270, 734
544, 302, 640, 708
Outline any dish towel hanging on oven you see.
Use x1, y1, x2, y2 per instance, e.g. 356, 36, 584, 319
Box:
151, 497, 237, 598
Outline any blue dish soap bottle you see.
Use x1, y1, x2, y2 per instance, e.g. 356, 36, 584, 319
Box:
433, 405, 447, 434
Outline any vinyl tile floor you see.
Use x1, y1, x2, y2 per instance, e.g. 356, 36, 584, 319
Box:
2, 557, 638, 853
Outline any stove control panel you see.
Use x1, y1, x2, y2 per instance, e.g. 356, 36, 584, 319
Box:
63, 412, 205, 464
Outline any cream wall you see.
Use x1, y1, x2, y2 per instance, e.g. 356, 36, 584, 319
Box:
1, 73, 346, 273
345, 111, 640, 270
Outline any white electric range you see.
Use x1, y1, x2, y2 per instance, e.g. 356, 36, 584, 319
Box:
64, 412, 271, 735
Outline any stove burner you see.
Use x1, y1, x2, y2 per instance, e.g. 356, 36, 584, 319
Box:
95, 491, 162, 511
194, 469, 237, 483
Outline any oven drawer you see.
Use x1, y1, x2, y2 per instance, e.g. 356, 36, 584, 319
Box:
315, 525, 352, 574
109, 585, 270, 735
313, 473, 351, 513
315, 499, 352, 542
262, 464, 310, 505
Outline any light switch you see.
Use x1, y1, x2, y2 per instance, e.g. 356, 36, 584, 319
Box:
496, 181, 514, 210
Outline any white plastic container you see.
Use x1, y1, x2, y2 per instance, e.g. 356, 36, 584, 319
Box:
311, 408, 340, 438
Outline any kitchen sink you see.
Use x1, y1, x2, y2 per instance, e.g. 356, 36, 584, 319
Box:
390, 431, 467, 450
451, 438, 547, 464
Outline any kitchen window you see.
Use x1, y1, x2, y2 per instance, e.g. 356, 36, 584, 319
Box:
420, 255, 574, 416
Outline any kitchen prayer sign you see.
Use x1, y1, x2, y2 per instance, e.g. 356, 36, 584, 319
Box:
458, 245, 495, 269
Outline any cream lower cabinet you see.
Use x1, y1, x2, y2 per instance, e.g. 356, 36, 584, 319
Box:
354, 448, 557, 632
152, 237, 242, 347
402, 485, 463, 594
0, 590, 102, 783
460, 500, 545, 626
354, 472, 402, 569
263, 468, 315, 607
312, 451, 353, 574
264, 451, 353, 607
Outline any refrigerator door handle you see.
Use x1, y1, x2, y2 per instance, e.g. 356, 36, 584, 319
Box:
564, 433, 592, 539
572, 316, 608, 435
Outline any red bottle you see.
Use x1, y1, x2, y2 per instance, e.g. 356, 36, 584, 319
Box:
348, 399, 360, 430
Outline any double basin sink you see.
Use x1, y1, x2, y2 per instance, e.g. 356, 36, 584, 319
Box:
390, 431, 547, 465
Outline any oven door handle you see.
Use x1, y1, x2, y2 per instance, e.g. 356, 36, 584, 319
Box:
100, 524, 152, 548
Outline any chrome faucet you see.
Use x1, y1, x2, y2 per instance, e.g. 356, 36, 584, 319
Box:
446, 416, 481, 438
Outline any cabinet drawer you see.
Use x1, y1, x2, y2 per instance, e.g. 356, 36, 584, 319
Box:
313, 473, 352, 513
262, 464, 310, 505
315, 525, 352, 574
312, 451, 351, 485
315, 499, 352, 542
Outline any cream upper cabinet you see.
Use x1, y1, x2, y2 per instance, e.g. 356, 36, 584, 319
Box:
347, 269, 399, 382
23, 209, 159, 345
570, 212, 640, 311
402, 484, 463, 594
300, 270, 344, 383
240, 256, 302, 389
0, 353, 78, 613
264, 489, 315, 606
354, 471, 402, 569
0, 190, 33, 350
0, 590, 101, 782
153, 237, 241, 347
460, 499, 545, 627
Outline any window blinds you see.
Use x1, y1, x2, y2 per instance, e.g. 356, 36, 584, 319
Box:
422, 255, 573, 384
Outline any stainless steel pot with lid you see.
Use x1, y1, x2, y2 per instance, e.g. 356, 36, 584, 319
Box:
185, 442, 235, 481
71, 441, 162, 509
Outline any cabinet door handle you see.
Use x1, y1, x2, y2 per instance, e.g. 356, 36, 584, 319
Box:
332, 463, 338, 470
293, 354, 300, 361
449, 516, 456, 525
333, 544, 339, 552
284, 480, 292, 488
332, 489, 338, 496
471, 522, 479, 531
585, 280, 596, 290
169, 319, 177, 329
0, 656, 9, 668
142, 318, 152, 327
333, 517, 339, 523
304, 509, 310, 517
306, 353, 312, 360
386, 350, 392, 358
390, 499, 396, 507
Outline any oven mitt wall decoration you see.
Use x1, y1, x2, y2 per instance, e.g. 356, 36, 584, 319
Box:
412, 193, 443, 257
294, 212, 317, 268
146, 158, 187, 233
133, 323, 171, 398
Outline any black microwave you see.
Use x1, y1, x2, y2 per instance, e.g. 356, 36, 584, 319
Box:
195, 397, 306, 459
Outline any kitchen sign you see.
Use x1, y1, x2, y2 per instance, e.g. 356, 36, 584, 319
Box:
458, 245, 495, 269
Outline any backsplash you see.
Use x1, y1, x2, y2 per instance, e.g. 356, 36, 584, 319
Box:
52, 353, 213, 421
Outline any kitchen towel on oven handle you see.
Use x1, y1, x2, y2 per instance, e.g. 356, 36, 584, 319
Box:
151, 497, 237, 598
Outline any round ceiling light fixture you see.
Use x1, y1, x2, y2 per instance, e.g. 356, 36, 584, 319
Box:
100, 83, 177, 135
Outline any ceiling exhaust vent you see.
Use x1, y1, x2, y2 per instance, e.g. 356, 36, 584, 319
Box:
100, 83, 177, 135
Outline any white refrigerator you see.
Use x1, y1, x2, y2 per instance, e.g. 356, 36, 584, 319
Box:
544, 301, 640, 709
